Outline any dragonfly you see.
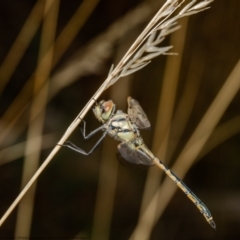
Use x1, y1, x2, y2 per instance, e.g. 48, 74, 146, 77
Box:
61, 96, 216, 229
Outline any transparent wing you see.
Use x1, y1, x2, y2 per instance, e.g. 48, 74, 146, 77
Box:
127, 96, 151, 129
117, 143, 154, 166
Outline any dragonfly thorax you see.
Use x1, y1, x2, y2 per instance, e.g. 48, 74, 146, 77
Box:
109, 111, 138, 142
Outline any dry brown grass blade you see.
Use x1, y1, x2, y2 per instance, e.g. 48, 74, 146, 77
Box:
129, 59, 240, 239
0, 104, 28, 146
91, 44, 132, 240
166, 50, 204, 160
91, 138, 119, 240
200, 115, 240, 159
14, 1, 59, 237
0, 0, 45, 96
0, 133, 56, 166
153, 17, 189, 156
137, 16, 189, 231
0, 0, 100, 146
53, 0, 100, 65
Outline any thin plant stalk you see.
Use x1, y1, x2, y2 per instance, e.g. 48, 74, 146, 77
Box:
199, 115, 240, 159
0, 0, 45, 95
153, 16, 189, 156
53, 0, 100, 65
91, 44, 132, 240
14, 1, 59, 237
0, 104, 28, 146
0, 134, 56, 166
166, 51, 204, 161
91, 138, 119, 240
0, 0, 214, 227
139, 16, 189, 222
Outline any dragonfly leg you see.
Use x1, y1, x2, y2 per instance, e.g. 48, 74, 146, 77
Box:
61, 131, 108, 155
80, 120, 106, 139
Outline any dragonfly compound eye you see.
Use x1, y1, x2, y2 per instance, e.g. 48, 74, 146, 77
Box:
92, 100, 115, 122
101, 100, 114, 121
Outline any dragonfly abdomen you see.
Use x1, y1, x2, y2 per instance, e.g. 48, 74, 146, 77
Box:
152, 158, 216, 229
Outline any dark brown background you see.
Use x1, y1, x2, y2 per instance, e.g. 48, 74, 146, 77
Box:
0, 0, 240, 239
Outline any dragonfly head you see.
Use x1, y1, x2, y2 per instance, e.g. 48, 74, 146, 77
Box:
93, 100, 115, 123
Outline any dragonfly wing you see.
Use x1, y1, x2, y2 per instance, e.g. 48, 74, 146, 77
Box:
127, 97, 151, 129
117, 143, 154, 166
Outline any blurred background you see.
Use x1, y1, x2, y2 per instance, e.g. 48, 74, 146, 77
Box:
0, 0, 240, 239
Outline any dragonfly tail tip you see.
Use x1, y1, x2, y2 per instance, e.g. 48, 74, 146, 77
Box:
210, 220, 216, 230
